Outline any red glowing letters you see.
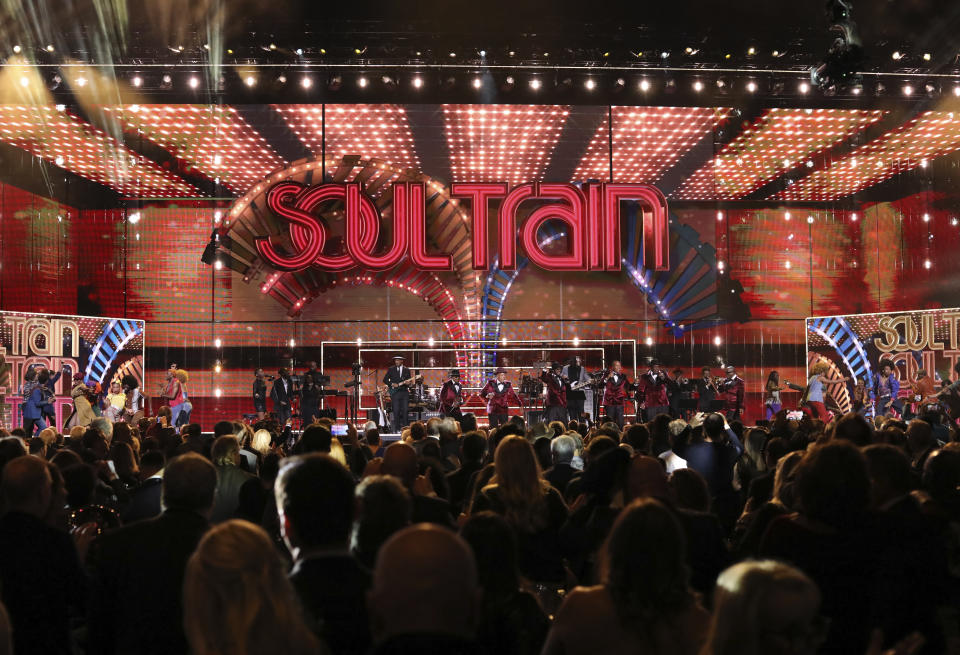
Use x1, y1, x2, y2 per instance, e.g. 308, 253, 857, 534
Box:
255, 181, 669, 273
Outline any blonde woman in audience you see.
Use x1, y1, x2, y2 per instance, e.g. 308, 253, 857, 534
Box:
329, 437, 348, 468
184, 520, 320, 655
251, 429, 272, 457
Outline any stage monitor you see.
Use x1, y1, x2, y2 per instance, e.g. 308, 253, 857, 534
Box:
805, 307, 960, 414
0, 311, 145, 429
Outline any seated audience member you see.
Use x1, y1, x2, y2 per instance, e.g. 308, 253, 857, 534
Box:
119, 449, 165, 523
367, 525, 481, 654
460, 512, 548, 655
669, 467, 712, 513
352, 475, 412, 570
293, 424, 333, 455
381, 441, 454, 527
0, 456, 91, 655
446, 431, 486, 514
621, 423, 652, 455
210, 435, 257, 523
830, 412, 874, 447
563, 435, 618, 503
0, 437, 27, 479
759, 441, 880, 654
907, 419, 938, 475
701, 560, 828, 655
87, 453, 216, 655
745, 436, 789, 506
543, 498, 709, 655
276, 454, 370, 655
184, 520, 320, 655
543, 434, 577, 495
533, 436, 553, 472
659, 420, 689, 472
471, 436, 569, 587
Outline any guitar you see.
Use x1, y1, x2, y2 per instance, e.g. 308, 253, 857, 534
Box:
568, 379, 594, 392
389, 375, 423, 390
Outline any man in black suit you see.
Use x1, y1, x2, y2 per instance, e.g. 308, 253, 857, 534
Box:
119, 450, 165, 523
271, 367, 293, 426
276, 454, 370, 655
544, 434, 578, 495
382, 356, 411, 433
87, 453, 217, 655
0, 456, 89, 655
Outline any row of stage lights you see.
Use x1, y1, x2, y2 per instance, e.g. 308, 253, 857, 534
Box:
98, 71, 960, 98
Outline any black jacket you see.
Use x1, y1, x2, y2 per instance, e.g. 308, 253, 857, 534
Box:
87, 509, 210, 655
289, 554, 371, 655
119, 476, 163, 523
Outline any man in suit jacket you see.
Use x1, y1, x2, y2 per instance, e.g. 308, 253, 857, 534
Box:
562, 356, 590, 423
382, 356, 412, 433
119, 450, 165, 524
277, 454, 371, 655
601, 361, 633, 428
0, 456, 88, 655
439, 369, 464, 420
271, 368, 294, 426
636, 359, 671, 421
87, 453, 216, 655
540, 362, 568, 424
480, 368, 521, 428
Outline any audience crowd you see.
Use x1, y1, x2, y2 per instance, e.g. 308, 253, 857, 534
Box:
0, 407, 957, 655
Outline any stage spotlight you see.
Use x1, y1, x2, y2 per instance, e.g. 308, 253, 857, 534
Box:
693, 80, 704, 92
892, 51, 903, 60
925, 81, 937, 95
714, 336, 722, 346
923, 213, 930, 222
639, 78, 651, 91
903, 84, 913, 96
301, 76, 313, 89
18, 76, 28, 88
12, 45, 20, 54
295, 48, 304, 56
46, 44, 54, 52
382, 75, 397, 89
924, 259, 932, 269
747, 46, 756, 55
244, 75, 256, 87
807, 215, 815, 224
76, 76, 88, 87
412, 76, 423, 88
614, 77, 625, 89
357, 76, 368, 88
529, 78, 541, 90
328, 74, 342, 90
188, 76, 199, 89
449, 51, 456, 58
660, 51, 670, 59
479, 49, 486, 57
954, 86, 960, 96
502, 75, 515, 91
572, 337, 580, 346
473, 77, 482, 89
797, 81, 809, 94
214, 259, 223, 270
923, 52, 931, 61
127, 212, 141, 224
277, 74, 287, 84
584, 78, 596, 90
851, 84, 862, 95
746, 80, 757, 92
289, 338, 296, 348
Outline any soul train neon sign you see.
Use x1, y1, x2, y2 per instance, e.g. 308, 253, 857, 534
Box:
255, 181, 670, 273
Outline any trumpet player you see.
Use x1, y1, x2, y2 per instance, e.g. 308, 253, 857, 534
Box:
539, 361, 568, 424
636, 359, 670, 421
696, 366, 719, 412
601, 360, 632, 428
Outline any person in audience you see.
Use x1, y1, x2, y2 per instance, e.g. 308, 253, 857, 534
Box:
0, 456, 93, 655
660, 419, 690, 473
120, 449, 165, 523
352, 474, 412, 570
367, 524, 481, 654
471, 435, 569, 588
460, 512, 548, 655
701, 560, 827, 655
447, 431, 486, 515
380, 441, 454, 527
543, 434, 577, 495
210, 435, 257, 523
276, 453, 370, 655
87, 452, 216, 655
184, 520, 320, 655
544, 498, 709, 655
0, 601, 10, 655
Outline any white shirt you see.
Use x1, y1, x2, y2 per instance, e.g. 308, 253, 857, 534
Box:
659, 450, 688, 474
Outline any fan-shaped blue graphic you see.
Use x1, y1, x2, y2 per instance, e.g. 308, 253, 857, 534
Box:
85, 319, 144, 385
806, 316, 873, 383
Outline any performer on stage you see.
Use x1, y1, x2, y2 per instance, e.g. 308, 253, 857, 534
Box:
300, 375, 320, 426
562, 356, 590, 423
764, 371, 783, 420
540, 362, 568, 424
382, 355, 412, 433
253, 368, 268, 419
719, 365, 745, 421
270, 368, 293, 426
601, 360, 632, 428
481, 367, 522, 427
803, 362, 852, 422
636, 359, 670, 421
439, 369, 465, 420
667, 368, 694, 419
873, 360, 901, 417
851, 376, 874, 418
696, 366, 719, 412
907, 369, 938, 419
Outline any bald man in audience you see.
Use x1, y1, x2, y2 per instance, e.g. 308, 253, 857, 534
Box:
381, 442, 454, 527
0, 456, 89, 655
368, 524, 481, 654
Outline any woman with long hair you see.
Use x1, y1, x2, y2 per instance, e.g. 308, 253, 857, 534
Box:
700, 560, 825, 655
471, 435, 568, 586
765, 371, 783, 420
543, 498, 709, 655
184, 520, 320, 655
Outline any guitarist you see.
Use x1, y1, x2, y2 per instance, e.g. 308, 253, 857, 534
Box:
439, 369, 464, 420
382, 355, 412, 432
562, 356, 590, 423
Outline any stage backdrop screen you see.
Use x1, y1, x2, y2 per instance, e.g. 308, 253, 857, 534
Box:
806, 307, 960, 413
0, 311, 145, 428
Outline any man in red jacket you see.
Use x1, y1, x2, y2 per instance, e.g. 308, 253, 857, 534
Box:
601, 360, 633, 428
439, 369, 464, 420
720, 364, 745, 421
636, 359, 671, 421
540, 362, 568, 425
480, 368, 521, 428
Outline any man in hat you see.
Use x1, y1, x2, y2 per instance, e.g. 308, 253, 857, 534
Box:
601, 360, 633, 428
382, 356, 412, 433
481, 368, 522, 428
562, 355, 591, 424
439, 369, 464, 420
540, 362, 568, 424
720, 364, 745, 421
636, 359, 670, 421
